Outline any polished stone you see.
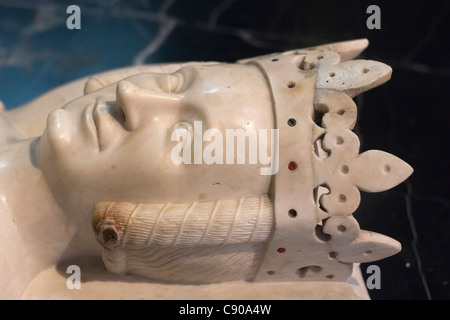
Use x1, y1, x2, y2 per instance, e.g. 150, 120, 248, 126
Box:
0, 0, 448, 300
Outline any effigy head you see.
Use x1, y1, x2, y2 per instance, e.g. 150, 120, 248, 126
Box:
39, 39, 412, 283
38, 63, 274, 207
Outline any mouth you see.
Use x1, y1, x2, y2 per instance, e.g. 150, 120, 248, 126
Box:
92, 99, 126, 151
83, 101, 98, 147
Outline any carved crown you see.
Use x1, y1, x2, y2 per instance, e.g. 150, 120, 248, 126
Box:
238, 39, 413, 281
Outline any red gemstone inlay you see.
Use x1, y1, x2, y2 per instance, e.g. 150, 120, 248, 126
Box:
277, 247, 286, 253
288, 161, 298, 171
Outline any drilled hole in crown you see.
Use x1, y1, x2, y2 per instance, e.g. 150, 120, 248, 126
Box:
338, 194, 347, 202
337, 109, 345, 115
287, 81, 296, 89
364, 250, 373, 256
267, 270, 275, 275
329, 72, 336, 77
384, 164, 391, 173
337, 225, 346, 232
336, 136, 344, 145
271, 58, 279, 62
287, 118, 297, 127
326, 274, 334, 279
329, 251, 337, 259
288, 209, 297, 218
317, 55, 324, 60
362, 68, 370, 73
341, 165, 349, 174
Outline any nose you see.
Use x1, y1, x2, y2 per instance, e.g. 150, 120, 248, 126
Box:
115, 79, 181, 131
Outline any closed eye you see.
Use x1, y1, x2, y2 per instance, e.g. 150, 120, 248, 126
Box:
167, 72, 184, 93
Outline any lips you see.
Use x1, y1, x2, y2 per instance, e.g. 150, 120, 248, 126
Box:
92, 99, 126, 151
83, 101, 98, 147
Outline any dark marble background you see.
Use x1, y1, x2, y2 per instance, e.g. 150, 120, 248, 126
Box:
0, 0, 448, 300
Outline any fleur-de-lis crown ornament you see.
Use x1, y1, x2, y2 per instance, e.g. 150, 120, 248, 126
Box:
238, 38, 413, 281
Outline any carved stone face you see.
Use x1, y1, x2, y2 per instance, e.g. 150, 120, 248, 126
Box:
38, 64, 274, 210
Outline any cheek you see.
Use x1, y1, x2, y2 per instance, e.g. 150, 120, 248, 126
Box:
94, 151, 168, 202
103, 130, 173, 181
204, 92, 224, 108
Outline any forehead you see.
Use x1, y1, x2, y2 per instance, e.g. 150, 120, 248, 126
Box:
183, 63, 269, 104
179, 64, 272, 130
192, 63, 264, 81
177, 63, 266, 94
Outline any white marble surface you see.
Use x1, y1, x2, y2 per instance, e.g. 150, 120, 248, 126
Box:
21, 259, 370, 300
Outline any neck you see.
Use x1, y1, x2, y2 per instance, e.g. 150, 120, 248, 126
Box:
0, 138, 89, 298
